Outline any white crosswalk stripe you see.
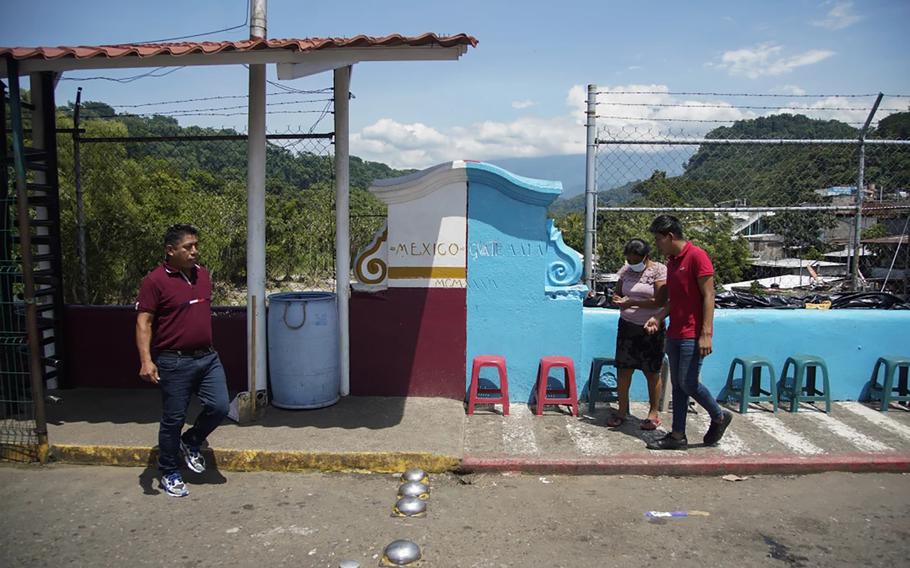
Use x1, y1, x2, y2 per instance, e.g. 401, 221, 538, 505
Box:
566, 417, 611, 456
502, 404, 539, 455
716, 429, 751, 456
836, 402, 910, 442
744, 413, 824, 455
803, 410, 893, 452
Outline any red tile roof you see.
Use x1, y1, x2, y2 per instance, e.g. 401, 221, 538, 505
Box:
0, 34, 478, 61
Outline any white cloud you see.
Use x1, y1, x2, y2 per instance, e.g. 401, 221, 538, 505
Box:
627, 65, 643, 71
349, 83, 893, 170
351, 115, 583, 169
511, 99, 536, 109
777, 84, 807, 96
773, 96, 874, 125
711, 43, 835, 78
812, 1, 862, 30
351, 84, 761, 168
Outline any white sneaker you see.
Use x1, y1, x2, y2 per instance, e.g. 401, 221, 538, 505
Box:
160, 472, 189, 497
179, 440, 206, 474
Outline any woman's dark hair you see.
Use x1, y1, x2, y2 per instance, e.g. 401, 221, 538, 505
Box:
163, 224, 198, 248
649, 214, 684, 239
623, 238, 650, 258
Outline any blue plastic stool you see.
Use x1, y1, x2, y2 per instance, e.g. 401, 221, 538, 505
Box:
869, 355, 910, 412
586, 357, 619, 413
778, 354, 831, 413
722, 356, 778, 414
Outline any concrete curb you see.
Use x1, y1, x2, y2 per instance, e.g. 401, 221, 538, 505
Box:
459, 452, 910, 476
50, 444, 461, 474
43, 445, 910, 476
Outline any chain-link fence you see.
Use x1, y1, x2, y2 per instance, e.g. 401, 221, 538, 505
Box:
56, 128, 387, 305
588, 91, 910, 296
2, 86, 41, 461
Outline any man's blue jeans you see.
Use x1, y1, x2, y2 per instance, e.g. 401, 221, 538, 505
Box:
666, 338, 723, 436
156, 351, 229, 474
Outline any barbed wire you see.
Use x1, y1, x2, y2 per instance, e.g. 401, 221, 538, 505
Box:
594, 90, 898, 98
595, 114, 869, 125
109, 89, 334, 108
109, 98, 334, 115
83, 109, 332, 120
596, 101, 905, 113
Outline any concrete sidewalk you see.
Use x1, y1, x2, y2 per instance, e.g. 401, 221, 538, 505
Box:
42, 388, 910, 475
46, 389, 464, 473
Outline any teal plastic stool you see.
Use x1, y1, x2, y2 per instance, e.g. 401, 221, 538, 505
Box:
721, 356, 778, 414
587, 357, 619, 413
778, 354, 831, 413
869, 355, 910, 412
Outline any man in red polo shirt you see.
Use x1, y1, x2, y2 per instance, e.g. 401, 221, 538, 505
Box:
644, 215, 732, 450
136, 224, 228, 497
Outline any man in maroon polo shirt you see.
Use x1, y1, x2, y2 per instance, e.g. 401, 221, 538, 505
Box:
136, 224, 229, 497
644, 215, 733, 450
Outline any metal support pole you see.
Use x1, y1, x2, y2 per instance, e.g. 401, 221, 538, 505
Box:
73, 87, 88, 302
250, 0, 267, 39
246, 0, 268, 392
583, 84, 597, 290
852, 93, 883, 290
334, 65, 352, 397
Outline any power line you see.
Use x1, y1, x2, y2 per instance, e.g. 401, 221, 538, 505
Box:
132, 0, 250, 44
60, 66, 185, 83
307, 100, 334, 134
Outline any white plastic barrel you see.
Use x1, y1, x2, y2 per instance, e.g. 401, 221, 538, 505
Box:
267, 292, 340, 409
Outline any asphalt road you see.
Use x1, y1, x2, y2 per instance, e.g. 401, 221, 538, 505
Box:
1, 464, 908, 567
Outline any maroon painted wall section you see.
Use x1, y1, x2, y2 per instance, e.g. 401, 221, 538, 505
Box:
350, 288, 467, 400
62, 305, 248, 392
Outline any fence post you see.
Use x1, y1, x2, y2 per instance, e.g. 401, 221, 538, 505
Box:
852, 93, 883, 290
73, 87, 88, 302
583, 84, 597, 290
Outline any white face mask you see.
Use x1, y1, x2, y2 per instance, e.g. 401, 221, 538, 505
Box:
628, 260, 647, 272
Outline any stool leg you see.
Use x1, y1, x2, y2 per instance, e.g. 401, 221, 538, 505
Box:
499, 365, 510, 416
768, 364, 779, 413
793, 362, 807, 413
739, 363, 750, 414
535, 363, 547, 416
467, 362, 481, 416
587, 361, 598, 414
821, 364, 831, 413
882, 362, 896, 412
567, 365, 578, 417
778, 359, 790, 410
722, 362, 735, 406
869, 360, 883, 405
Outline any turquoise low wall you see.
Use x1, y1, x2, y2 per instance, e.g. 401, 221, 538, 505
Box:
582, 308, 910, 402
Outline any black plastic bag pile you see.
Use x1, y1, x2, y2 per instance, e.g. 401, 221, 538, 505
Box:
584, 290, 910, 310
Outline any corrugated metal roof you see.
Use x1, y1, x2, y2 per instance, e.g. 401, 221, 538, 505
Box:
0, 33, 478, 61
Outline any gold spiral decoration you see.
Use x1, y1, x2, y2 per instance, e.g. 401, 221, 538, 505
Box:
355, 228, 388, 284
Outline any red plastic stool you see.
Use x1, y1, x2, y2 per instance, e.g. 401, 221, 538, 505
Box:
467, 355, 510, 416
534, 356, 578, 416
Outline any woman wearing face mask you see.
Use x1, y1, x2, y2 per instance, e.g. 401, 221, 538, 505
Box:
607, 238, 668, 430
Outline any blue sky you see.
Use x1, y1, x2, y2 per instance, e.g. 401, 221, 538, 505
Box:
2, 0, 909, 168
